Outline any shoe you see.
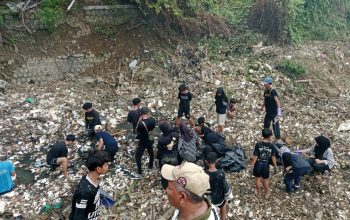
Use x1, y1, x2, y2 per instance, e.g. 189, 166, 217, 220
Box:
294, 185, 300, 191
130, 173, 142, 180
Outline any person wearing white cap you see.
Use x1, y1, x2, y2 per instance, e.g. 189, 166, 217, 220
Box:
161, 162, 220, 220
260, 77, 283, 143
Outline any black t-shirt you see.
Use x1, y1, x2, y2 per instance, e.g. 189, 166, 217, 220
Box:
127, 109, 141, 132
205, 170, 231, 206
253, 141, 277, 162
178, 92, 192, 112
215, 96, 228, 114
136, 117, 156, 144
263, 89, 278, 115
46, 141, 68, 163
69, 175, 101, 220
85, 109, 101, 129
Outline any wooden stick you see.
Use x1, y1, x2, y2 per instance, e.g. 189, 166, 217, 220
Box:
127, 23, 141, 31
295, 79, 312, 83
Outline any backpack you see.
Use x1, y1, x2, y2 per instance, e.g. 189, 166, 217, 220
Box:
178, 137, 198, 162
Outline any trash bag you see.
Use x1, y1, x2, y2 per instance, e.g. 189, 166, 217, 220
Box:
100, 189, 116, 208
218, 145, 246, 173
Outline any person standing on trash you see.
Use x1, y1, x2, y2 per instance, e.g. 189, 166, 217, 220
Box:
157, 123, 179, 189
0, 157, 16, 195
250, 128, 278, 199
127, 98, 142, 138
215, 87, 229, 134
94, 125, 118, 162
176, 84, 195, 128
46, 134, 76, 181
83, 102, 101, 137
260, 77, 282, 143
299, 135, 335, 174
281, 152, 311, 193
135, 107, 156, 176
69, 150, 110, 220
205, 152, 233, 220
161, 161, 220, 220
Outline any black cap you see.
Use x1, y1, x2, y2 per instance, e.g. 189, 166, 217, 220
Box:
66, 134, 76, 142
82, 102, 92, 110
132, 98, 141, 105
140, 107, 150, 115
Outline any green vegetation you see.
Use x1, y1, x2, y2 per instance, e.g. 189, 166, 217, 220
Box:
199, 31, 262, 59
136, 0, 253, 28
294, 83, 306, 95
286, 0, 350, 43
93, 25, 117, 38
0, 16, 3, 27
279, 60, 306, 79
38, 0, 64, 33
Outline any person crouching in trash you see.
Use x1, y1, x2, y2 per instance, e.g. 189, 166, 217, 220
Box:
281, 152, 311, 193
94, 125, 118, 162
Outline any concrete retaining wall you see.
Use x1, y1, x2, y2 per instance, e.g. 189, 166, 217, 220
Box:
11, 53, 112, 84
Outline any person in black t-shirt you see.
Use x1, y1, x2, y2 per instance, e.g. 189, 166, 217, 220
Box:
83, 102, 101, 137
215, 87, 229, 133
135, 107, 156, 176
260, 77, 282, 143
94, 125, 118, 162
70, 150, 110, 220
46, 134, 76, 180
176, 84, 195, 128
127, 98, 142, 136
250, 128, 278, 199
205, 152, 233, 220
157, 123, 179, 189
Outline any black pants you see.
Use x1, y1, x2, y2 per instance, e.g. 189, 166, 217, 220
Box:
135, 141, 154, 174
306, 157, 329, 173
105, 144, 118, 162
264, 114, 281, 139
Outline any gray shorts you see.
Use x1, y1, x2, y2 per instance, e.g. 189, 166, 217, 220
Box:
217, 114, 226, 126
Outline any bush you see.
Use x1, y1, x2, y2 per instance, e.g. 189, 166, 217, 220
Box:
279, 60, 305, 79
38, 0, 64, 33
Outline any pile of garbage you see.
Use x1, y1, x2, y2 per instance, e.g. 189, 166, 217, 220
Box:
0, 42, 350, 219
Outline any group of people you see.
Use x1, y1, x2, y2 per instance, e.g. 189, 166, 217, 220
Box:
0, 77, 336, 220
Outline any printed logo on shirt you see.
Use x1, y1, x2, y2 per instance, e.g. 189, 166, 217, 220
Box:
180, 95, 189, 100
258, 146, 272, 160
76, 199, 88, 209
87, 209, 100, 220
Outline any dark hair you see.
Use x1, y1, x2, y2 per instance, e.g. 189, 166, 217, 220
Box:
85, 150, 110, 171
179, 84, 186, 92
82, 102, 92, 110
132, 98, 141, 106
262, 128, 273, 138
140, 107, 150, 115
197, 117, 205, 125
229, 98, 237, 104
205, 152, 218, 164
65, 134, 76, 142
